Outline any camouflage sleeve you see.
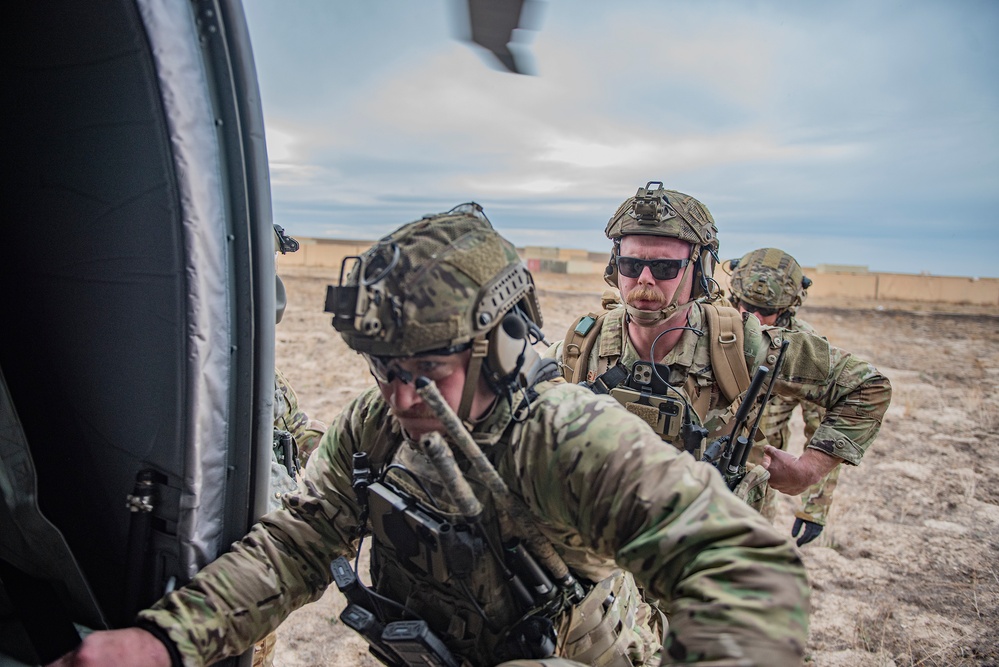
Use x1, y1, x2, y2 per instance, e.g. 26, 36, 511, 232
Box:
755, 327, 891, 466
800, 399, 823, 444
797, 463, 842, 526
506, 383, 809, 665
292, 419, 327, 461
784, 317, 825, 445
137, 389, 385, 667
759, 395, 797, 452
275, 367, 328, 460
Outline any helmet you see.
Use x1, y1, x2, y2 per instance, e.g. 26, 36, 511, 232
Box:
325, 203, 541, 357
324, 203, 546, 419
603, 182, 719, 298
728, 247, 810, 312
604, 182, 719, 250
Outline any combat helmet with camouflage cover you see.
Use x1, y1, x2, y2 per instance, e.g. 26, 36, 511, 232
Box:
728, 247, 812, 318
324, 203, 548, 420
604, 181, 721, 325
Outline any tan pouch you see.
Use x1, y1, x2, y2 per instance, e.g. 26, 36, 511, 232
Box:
557, 570, 663, 667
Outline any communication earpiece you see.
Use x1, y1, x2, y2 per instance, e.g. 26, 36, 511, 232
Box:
471, 304, 558, 423
604, 242, 621, 288
485, 308, 541, 388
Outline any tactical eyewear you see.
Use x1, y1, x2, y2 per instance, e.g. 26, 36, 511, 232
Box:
363, 345, 471, 385
616, 256, 689, 280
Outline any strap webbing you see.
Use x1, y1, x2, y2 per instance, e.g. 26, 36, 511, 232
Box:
702, 304, 751, 404
561, 312, 607, 385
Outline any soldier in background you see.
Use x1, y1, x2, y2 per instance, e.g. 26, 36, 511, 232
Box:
253, 369, 327, 667
253, 230, 329, 667
546, 182, 891, 506
270, 304, 328, 508
271, 223, 328, 489
727, 248, 836, 547
51, 204, 809, 667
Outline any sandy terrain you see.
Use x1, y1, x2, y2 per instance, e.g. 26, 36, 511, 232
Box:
272, 266, 999, 667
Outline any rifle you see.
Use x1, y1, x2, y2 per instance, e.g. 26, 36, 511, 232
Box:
415, 378, 582, 658
700, 338, 790, 490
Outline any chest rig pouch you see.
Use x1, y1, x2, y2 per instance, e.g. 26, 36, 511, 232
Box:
605, 360, 709, 456
367, 477, 483, 584
351, 443, 567, 666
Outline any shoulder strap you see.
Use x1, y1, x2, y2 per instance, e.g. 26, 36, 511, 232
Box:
702, 303, 752, 404
561, 311, 608, 384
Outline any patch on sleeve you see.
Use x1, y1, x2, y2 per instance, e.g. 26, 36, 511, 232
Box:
770, 329, 830, 383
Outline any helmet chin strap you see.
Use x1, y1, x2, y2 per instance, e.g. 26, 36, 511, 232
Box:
625, 301, 692, 326
457, 336, 489, 424
624, 246, 699, 328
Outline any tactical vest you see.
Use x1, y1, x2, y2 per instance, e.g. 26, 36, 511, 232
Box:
369, 441, 524, 665
560, 302, 752, 433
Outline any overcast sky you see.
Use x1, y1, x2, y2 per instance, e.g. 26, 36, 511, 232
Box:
242, 1, 998, 278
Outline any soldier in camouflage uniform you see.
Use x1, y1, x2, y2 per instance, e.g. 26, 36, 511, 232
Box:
726, 248, 837, 546
52, 204, 810, 667
252, 368, 328, 667
272, 226, 327, 474
267, 368, 327, 507
252, 230, 330, 667
546, 182, 891, 505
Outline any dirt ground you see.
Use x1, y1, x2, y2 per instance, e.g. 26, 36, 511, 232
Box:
272, 266, 999, 667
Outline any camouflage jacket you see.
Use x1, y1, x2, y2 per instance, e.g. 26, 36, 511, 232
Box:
757, 314, 825, 452
546, 302, 891, 466
268, 369, 328, 512
274, 367, 326, 460
139, 379, 809, 666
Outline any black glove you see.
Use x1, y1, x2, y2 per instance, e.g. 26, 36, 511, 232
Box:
791, 518, 823, 546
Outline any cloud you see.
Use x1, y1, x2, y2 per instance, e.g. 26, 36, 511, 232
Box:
244, 0, 999, 277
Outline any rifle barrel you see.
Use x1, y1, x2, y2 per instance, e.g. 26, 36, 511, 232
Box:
740, 339, 791, 468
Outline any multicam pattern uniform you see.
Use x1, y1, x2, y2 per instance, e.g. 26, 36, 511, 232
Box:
275, 367, 326, 461
546, 302, 891, 468
750, 316, 839, 525
254, 369, 328, 667
268, 369, 328, 507
139, 378, 809, 667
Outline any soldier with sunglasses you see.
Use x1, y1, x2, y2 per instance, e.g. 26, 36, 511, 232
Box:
546, 182, 891, 501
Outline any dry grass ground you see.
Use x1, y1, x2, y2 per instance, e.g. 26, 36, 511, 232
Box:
272, 267, 999, 667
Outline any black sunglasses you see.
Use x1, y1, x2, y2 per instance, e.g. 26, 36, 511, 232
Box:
616, 256, 689, 280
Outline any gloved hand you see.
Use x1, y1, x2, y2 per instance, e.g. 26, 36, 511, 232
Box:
791, 517, 823, 546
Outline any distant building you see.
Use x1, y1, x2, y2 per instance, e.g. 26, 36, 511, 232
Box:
816, 264, 869, 274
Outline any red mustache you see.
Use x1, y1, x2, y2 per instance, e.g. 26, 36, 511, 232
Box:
626, 286, 666, 305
